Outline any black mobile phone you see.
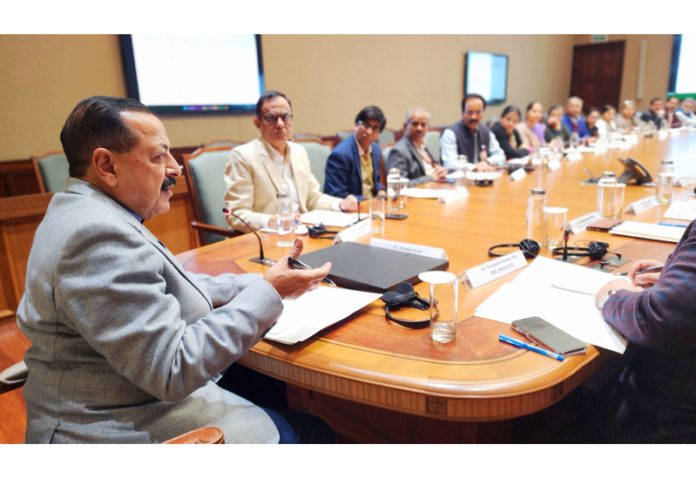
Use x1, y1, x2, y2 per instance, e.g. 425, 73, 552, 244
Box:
511, 317, 587, 356
385, 213, 408, 220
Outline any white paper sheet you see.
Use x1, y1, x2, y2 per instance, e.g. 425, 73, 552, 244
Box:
265, 287, 381, 345
475, 256, 628, 354
663, 200, 696, 221
300, 210, 360, 227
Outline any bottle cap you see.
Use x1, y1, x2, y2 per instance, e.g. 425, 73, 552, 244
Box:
530, 187, 546, 195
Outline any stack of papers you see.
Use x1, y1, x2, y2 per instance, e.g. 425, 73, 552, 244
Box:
663, 200, 696, 222
475, 256, 628, 353
300, 210, 359, 227
265, 287, 381, 345
609, 220, 685, 243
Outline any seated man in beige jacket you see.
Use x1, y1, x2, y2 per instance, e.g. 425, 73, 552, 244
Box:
225, 91, 357, 232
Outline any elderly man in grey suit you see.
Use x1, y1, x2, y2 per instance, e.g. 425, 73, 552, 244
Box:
16, 96, 331, 443
386, 107, 447, 186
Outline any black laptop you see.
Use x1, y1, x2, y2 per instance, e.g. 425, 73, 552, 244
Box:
299, 242, 449, 292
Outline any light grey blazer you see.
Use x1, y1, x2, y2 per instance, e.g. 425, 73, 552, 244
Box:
17, 178, 282, 443
386, 136, 440, 187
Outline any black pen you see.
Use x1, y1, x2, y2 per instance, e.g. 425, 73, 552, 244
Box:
619, 265, 663, 276
287, 257, 337, 287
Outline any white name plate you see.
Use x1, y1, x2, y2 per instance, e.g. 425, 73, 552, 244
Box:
676, 175, 696, 187
568, 212, 601, 234
625, 195, 660, 215
509, 167, 527, 182
369, 238, 447, 260
566, 151, 583, 162
658, 130, 669, 140
670, 128, 681, 137
548, 158, 562, 171
438, 188, 469, 204
333, 218, 371, 244
593, 144, 608, 155
461, 251, 527, 289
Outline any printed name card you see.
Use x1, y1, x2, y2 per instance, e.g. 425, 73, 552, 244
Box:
566, 151, 583, 162
624, 134, 639, 145
670, 129, 681, 137
509, 167, 527, 182
624, 195, 660, 215
438, 188, 470, 204
547, 158, 562, 171
369, 238, 447, 260
658, 130, 669, 140
461, 251, 528, 289
677, 175, 696, 187
568, 212, 601, 234
333, 218, 371, 244
593, 144, 608, 155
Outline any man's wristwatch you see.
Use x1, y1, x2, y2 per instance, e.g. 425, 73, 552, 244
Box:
597, 289, 618, 310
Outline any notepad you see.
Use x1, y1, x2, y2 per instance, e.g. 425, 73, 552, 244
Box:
609, 220, 685, 243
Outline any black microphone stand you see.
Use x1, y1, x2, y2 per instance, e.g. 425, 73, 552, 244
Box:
222, 208, 275, 266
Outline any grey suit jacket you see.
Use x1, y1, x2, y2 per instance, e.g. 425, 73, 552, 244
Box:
386, 136, 440, 186
17, 178, 282, 443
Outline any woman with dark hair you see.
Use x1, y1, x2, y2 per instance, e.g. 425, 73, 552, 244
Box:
515, 101, 545, 152
586, 107, 601, 141
491, 105, 529, 159
544, 104, 571, 147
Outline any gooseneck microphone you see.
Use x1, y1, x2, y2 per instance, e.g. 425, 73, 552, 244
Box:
222, 207, 275, 266
161, 175, 177, 191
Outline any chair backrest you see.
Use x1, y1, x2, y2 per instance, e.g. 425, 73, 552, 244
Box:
336, 130, 353, 142
381, 142, 395, 161
295, 140, 332, 189
32, 152, 69, 193
379, 129, 396, 145
203, 139, 241, 149
183, 146, 234, 244
425, 130, 441, 163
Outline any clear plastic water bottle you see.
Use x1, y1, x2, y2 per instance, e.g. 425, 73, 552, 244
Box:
455, 154, 468, 188
656, 158, 675, 205
526, 187, 547, 244
387, 167, 401, 212
275, 189, 294, 247
597, 171, 625, 219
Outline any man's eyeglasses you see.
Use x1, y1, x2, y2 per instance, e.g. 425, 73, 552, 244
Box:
357, 121, 382, 132
261, 113, 293, 125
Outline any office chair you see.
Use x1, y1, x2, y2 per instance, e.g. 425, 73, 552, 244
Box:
294, 138, 332, 189
202, 139, 241, 149
425, 130, 442, 164
182, 146, 242, 246
381, 142, 395, 160
31, 151, 69, 193
0, 360, 224, 443
378, 128, 396, 145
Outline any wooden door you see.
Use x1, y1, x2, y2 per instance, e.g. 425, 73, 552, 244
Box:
570, 41, 625, 112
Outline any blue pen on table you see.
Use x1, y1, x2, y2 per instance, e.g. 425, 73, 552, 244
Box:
658, 222, 688, 228
499, 334, 564, 361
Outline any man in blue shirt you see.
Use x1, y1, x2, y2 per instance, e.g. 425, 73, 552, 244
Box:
562, 96, 589, 139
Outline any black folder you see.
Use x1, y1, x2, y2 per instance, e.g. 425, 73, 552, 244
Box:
299, 242, 449, 292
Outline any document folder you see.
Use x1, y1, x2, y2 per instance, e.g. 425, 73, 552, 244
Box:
299, 242, 450, 292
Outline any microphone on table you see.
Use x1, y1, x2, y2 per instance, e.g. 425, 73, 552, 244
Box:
561, 224, 573, 262
222, 207, 275, 266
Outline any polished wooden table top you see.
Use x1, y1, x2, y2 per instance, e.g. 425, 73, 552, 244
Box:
177, 131, 695, 422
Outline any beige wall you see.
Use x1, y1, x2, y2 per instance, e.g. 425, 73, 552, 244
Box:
0, 34, 609, 162
573, 34, 673, 110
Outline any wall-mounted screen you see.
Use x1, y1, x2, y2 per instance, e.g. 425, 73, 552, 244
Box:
669, 34, 696, 96
120, 34, 264, 114
464, 51, 509, 105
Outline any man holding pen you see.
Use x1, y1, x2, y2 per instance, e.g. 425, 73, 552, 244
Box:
595, 222, 696, 443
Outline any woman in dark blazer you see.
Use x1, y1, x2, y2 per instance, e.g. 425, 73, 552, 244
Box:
491, 105, 529, 159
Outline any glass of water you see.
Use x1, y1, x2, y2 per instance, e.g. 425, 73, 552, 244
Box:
369, 196, 386, 235
418, 271, 458, 344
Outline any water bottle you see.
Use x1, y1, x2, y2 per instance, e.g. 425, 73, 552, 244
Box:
387, 167, 401, 212
275, 189, 294, 247
656, 158, 675, 205
455, 154, 468, 188
597, 171, 625, 219
526, 187, 547, 244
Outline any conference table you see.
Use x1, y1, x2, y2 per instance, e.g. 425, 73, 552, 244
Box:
176, 130, 695, 443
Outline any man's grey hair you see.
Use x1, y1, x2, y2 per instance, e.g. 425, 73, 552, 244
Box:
405, 106, 431, 124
